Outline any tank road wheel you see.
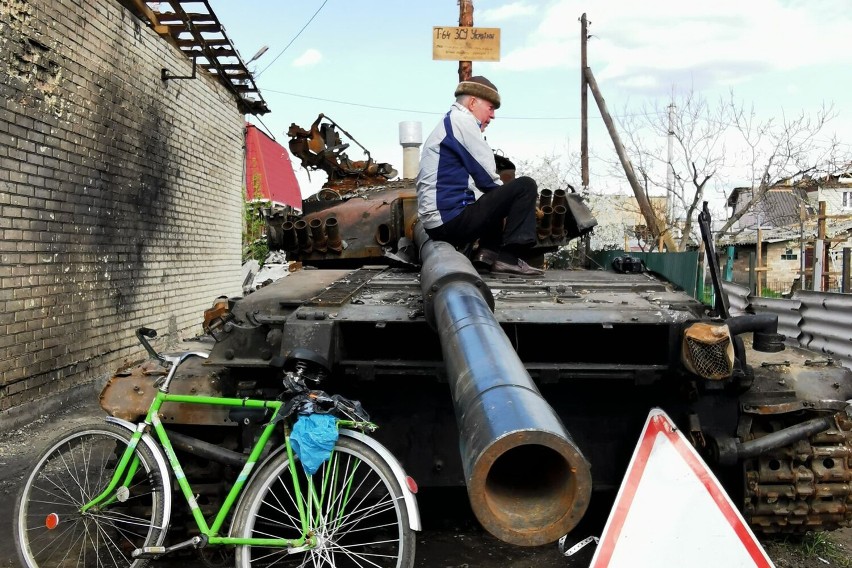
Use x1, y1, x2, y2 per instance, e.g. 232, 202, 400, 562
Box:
233, 436, 415, 568
14, 423, 168, 568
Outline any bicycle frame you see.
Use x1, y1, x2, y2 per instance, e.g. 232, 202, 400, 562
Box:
81, 389, 336, 550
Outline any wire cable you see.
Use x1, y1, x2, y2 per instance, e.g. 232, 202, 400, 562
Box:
260, 88, 664, 121
255, 0, 329, 78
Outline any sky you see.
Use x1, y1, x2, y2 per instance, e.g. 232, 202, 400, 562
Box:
207, 0, 852, 214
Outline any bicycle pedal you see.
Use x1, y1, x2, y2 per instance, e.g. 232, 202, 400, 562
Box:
132, 546, 166, 559
133, 536, 204, 558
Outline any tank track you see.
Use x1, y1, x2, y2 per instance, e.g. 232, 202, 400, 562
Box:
744, 412, 852, 533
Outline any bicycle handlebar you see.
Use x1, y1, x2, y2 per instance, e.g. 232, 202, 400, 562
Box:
135, 327, 209, 392
136, 327, 164, 362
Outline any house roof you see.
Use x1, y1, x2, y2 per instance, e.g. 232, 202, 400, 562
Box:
122, 0, 269, 115
727, 185, 812, 228
718, 218, 852, 246
245, 124, 302, 209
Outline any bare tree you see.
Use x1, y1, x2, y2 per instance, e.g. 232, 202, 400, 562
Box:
715, 96, 844, 236
513, 148, 580, 190
606, 89, 850, 247
609, 88, 730, 251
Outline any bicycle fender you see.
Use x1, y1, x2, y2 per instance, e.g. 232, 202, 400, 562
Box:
104, 416, 173, 532
339, 429, 421, 531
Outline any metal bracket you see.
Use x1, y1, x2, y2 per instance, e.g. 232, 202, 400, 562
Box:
162, 57, 197, 82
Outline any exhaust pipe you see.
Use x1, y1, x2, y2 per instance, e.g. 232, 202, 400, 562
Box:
551, 188, 567, 209
712, 414, 838, 466
295, 219, 312, 254
309, 217, 328, 253
537, 205, 553, 240
725, 314, 785, 353
325, 216, 343, 253
415, 222, 592, 546
551, 205, 567, 239
538, 188, 553, 210
281, 221, 298, 253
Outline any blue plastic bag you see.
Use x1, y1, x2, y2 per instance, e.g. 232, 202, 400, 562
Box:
290, 413, 339, 475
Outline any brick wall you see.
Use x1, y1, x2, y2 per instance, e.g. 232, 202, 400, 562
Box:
0, 0, 245, 419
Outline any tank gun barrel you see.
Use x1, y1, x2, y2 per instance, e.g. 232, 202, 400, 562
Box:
414, 222, 592, 546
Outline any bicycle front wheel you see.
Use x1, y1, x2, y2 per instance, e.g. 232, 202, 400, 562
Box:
233, 435, 415, 568
14, 422, 169, 568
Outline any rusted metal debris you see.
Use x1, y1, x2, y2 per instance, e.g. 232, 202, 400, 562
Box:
287, 114, 398, 192
100, 357, 231, 424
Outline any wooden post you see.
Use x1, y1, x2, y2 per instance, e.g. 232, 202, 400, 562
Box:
458, 0, 473, 82
584, 67, 677, 252
756, 227, 763, 296
799, 202, 807, 289
817, 200, 827, 292
749, 252, 756, 296
843, 247, 851, 293
580, 13, 589, 189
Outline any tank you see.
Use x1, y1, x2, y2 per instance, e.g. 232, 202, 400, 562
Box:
101, 114, 852, 549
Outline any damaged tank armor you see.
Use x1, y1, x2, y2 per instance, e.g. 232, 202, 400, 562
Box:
101, 116, 852, 550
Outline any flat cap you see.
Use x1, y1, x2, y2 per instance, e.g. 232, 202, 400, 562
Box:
454, 76, 500, 109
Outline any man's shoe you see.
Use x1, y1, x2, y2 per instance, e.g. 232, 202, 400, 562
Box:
491, 258, 544, 276
472, 248, 498, 271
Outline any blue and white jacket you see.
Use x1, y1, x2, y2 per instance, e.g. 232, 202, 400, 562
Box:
416, 102, 502, 229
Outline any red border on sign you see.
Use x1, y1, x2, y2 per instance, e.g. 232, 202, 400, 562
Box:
592, 411, 772, 567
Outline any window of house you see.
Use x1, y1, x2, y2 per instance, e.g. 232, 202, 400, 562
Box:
780, 247, 797, 261
843, 191, 852, 210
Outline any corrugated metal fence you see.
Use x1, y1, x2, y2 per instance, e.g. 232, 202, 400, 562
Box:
590, 250, 701, 297
588, 251, 850, 369
722, 282, 852, 370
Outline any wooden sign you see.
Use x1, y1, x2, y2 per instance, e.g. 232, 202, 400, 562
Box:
432, 26, 500, 61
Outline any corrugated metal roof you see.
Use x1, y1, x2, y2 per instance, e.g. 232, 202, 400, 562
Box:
718, 218, 852, 246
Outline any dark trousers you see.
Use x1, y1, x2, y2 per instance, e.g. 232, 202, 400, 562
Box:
425, 176, 538, 254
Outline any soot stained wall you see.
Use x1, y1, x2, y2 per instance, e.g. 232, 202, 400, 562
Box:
0, 0, 245, 419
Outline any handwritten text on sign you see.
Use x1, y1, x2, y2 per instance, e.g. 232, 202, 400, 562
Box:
432, 27, 501, 62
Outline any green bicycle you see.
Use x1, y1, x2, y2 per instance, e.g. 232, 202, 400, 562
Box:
14, 328, 420, 567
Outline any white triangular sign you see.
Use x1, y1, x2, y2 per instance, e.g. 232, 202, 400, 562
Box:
589, 408, 774, 568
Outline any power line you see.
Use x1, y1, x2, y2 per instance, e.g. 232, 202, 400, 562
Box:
260, 88, 663, 121
255, 0, 329, 78
260, 89, 852, 152
261, 89, 443, 115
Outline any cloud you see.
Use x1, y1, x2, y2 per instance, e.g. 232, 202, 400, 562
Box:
292, 48, 322, 68
499, 0, 852, 91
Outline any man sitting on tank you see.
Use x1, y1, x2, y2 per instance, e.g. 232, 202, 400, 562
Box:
415, 75, 543, 276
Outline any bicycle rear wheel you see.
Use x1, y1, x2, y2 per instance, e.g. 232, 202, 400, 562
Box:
233, 435, 415, 567
14, 422, 168, 568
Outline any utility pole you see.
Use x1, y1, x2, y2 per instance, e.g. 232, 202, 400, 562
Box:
580, 13, 589, 189
458, 0, 473, 82
584, 67, 677, 252
666, 101, 675, 226
813, 200, 827, 291
579, 15, 675, 252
